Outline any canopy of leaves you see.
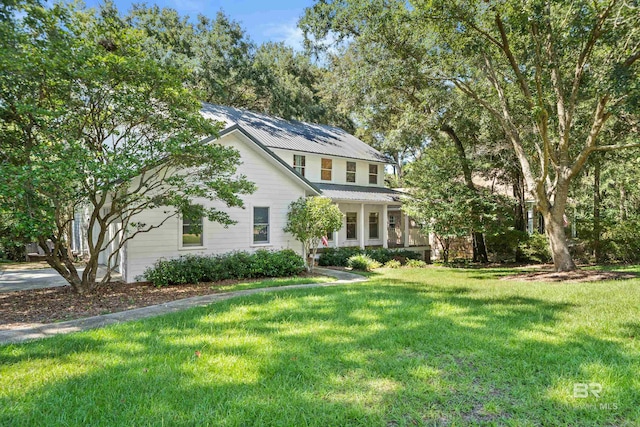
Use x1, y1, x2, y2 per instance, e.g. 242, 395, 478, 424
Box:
403, 143, 512, 243
125, 4, 352, 129
0, 1, 255, 291
285, 196, 343, 244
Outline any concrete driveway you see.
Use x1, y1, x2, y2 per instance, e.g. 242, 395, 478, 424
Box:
0, 267, 120, 292
0, 268, 71, 292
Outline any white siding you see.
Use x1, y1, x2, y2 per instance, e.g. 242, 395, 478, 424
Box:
123, 132, 306, 282
271, 149, 386, 187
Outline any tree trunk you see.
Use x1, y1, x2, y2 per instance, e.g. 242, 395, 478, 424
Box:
543, 211, 576, 272
619, 184, 627, 221
82, 253, 100, 291
513, 170, 527, 232
593, 157, 603, 263
40, 237, 87, 293
472, 232, 488, 263
441, 124, 488, 263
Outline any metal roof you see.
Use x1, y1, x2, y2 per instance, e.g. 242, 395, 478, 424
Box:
315, 183, 403, 203
201, 103, 390, 163
216, 125, 321, 195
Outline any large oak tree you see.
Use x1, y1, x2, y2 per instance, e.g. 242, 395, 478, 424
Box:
302, 0, 640, 271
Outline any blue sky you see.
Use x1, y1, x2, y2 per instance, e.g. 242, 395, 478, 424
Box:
81, 0, 316, 49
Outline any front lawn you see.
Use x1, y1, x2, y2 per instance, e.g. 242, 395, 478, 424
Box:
1, 267, 638, 426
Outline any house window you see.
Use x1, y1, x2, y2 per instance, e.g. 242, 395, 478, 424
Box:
293, 155, 306, 177
253, 207, 269, 244
389, 215, 396, 228
321, 158, 332, 181
346, 212, 357, 240
346, 161, 356, 183
326, 232, 333, 241
182, 213, 203, 247
369, 164, 378, 184
369, 212, 379, 239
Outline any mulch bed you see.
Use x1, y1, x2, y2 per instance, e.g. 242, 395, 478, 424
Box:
0, 273, 320, 330
501, 269, 639, 283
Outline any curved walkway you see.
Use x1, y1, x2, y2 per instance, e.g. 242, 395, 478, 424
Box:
0, 268, 366, 345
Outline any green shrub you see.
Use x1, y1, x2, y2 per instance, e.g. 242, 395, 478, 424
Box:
318, 247, 362, 266
383, 259, 401, 268
370, 248, 423, 264
602, 218, 640, 263
485, 229, 529, 262
364, 248, 394, 264
518, 233, 552, 263
406, 259, 428, 268
347, 254, 381, 271
319, 247, 423, 266
141, 249, 305, 287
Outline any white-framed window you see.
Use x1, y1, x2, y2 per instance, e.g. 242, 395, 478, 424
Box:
346, 212, 357, 240
369, 164, 378, 184
182, 213, 204, 247
321, 158, 332, 181
253, 207, 270, 244
369, 212, 379, 239
346, 161, 356, 183
293, 154, 306, 177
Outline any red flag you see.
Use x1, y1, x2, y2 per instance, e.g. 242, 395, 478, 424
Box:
321, 235, 329, 247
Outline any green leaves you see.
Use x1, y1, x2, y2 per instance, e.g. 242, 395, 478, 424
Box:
284, 196, 343, 270
285, 197, 343, 243
403, 143, 513, 243
0, 2, 254, 291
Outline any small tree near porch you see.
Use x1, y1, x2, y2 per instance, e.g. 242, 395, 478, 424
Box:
284, 197, 343, 272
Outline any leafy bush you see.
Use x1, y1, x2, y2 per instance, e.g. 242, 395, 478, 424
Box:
318, 247, 362, 266
518, 233, 552, 263
485, 229, 529, 262
602, 219, 640, 263
141, 249, 305, 287
383, 259, 402, 268
406, 259, 428, 268
347, 254, 381, 271
319, 247, 422, 266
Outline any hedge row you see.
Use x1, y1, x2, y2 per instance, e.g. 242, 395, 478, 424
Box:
140, 249, 305, 287
318, 247, 423, 267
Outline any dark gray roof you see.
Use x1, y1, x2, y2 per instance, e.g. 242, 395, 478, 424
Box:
201, 103, 390, 163
316, 183, 402, 203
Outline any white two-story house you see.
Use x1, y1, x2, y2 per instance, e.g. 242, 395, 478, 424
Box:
101, 104, 429, 282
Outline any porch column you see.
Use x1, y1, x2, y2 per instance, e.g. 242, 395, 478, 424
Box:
382, 204, 388, 249
359, 203, 366, 249
334, 203, 340, 247
404, 214, 410, 248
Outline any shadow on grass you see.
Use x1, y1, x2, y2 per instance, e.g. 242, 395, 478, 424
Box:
0, 278, 637, 426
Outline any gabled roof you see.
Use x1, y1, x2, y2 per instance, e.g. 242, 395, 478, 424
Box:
215, 125, 321, 195
201, 103, 390, 163
315, 183, 402, 203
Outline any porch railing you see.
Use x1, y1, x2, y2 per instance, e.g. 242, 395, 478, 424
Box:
388, 228, 428, 247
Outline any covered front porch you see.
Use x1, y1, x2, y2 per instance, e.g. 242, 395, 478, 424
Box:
315, 183, 429, 251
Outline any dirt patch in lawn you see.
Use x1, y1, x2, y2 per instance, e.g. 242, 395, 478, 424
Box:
501, 269, 638, 283
0, 273, 322, 330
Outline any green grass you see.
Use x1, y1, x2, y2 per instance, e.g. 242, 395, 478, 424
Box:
1, 267, 638, 426
214, 274, 335, 292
